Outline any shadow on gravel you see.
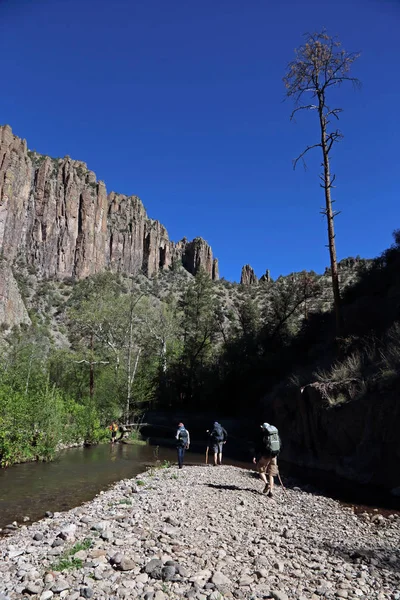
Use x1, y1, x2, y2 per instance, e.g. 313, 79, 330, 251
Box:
320, 541, 400, 576
206, 483, 258, 493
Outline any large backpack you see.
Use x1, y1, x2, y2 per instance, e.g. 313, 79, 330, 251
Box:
263, 424, 281, 457
178, 428, 189, 447
210, 423, 224, 443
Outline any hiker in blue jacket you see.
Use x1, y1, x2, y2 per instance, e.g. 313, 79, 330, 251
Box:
175, 422, 190, 469
208, 421, 228, 466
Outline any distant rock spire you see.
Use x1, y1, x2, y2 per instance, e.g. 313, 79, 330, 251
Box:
240, 264, 258, 285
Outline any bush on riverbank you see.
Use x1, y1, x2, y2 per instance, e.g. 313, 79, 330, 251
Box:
0, 363, 108, 467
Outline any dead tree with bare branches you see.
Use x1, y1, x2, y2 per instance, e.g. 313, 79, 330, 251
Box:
284, 30, 360, 338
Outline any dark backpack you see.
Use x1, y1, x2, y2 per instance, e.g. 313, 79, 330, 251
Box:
263, 425, 281, 457
178, 428, 188, 447
210, 423, 224, 443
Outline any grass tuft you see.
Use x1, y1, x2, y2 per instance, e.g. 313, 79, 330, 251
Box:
50, 538, 93, 571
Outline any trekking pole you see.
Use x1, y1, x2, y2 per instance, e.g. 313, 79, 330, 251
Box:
205, 446, 209, 465
277, 471, 289, 499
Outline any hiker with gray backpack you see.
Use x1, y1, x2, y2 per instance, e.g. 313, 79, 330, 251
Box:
207, 421, 228, 466
252, 422, 281, 497
175, 422, 190, 469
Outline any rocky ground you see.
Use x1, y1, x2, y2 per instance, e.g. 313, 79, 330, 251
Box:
0, 465, 399, 600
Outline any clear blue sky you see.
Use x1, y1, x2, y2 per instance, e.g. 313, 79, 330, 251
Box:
0, 0, 398, 281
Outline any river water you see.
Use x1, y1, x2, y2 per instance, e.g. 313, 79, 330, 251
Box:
0, 443, 249, 529
1, 442, 398, 530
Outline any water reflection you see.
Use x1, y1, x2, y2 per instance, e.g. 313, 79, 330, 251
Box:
0, 443, 184, 528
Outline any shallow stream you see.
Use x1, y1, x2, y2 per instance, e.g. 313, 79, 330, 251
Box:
0, 443, 248, 529
0, 441, 398, 530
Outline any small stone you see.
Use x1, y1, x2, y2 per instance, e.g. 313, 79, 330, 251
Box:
80, 516, 91, 524
110, 552, 123, 565
45, 511, 54, 518
58, 524, 77, 541
73, 550, 87, 561
271, 592, 289, 600
273, 561, 285, 573
51, 580, 70, 594
145, 558, 163, 577
40, 592, 54, 600
33, 532, 44, 541
24, 583, 42, 595
118, 557, 136, 571
211, 571, 232, 587
178, 565, 189, 577
90, 549, 106, 559
255, 569, 268, 579
80, 587, 93, 599
162, 565, 176, 581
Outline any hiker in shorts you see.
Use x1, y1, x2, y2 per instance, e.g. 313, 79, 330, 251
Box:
175, 422, 190, 469
252, 422, 281, 497
110, 421, 118, 444
208, 421, 228, 466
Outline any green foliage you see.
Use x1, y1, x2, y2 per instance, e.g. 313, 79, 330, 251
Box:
129, 429, 147, 445
2, 229, 399, 461
0, 329, 109, 466
50, 538, 93, 571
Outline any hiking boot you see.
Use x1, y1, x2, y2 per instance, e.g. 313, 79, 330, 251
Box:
267, 490, 273, 498
262, 484, 270, 494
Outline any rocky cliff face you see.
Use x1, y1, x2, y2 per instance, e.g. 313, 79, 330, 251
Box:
240, 264, 258, 285
264, 381, 400, 493
0, 262, 31, 328
0, 125, 218, 282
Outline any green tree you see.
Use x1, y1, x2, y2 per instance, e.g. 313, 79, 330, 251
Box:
174, 270, 219, 405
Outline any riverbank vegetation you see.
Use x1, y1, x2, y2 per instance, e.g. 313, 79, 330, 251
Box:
1, 229, 399, 467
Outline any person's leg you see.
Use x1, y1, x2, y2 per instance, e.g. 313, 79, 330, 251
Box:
178, 446, 185, 468
258, 457, 271, 493
212, 444, 218, 466
267, 457, 278, 496
218, 443, 223, 465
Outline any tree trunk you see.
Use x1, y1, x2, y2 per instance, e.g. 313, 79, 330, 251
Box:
126, 311, 134, 421
319, 98, 342, 338
89, 334, 94, 399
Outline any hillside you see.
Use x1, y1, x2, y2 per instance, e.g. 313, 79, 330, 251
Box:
1, 124, 399, 497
